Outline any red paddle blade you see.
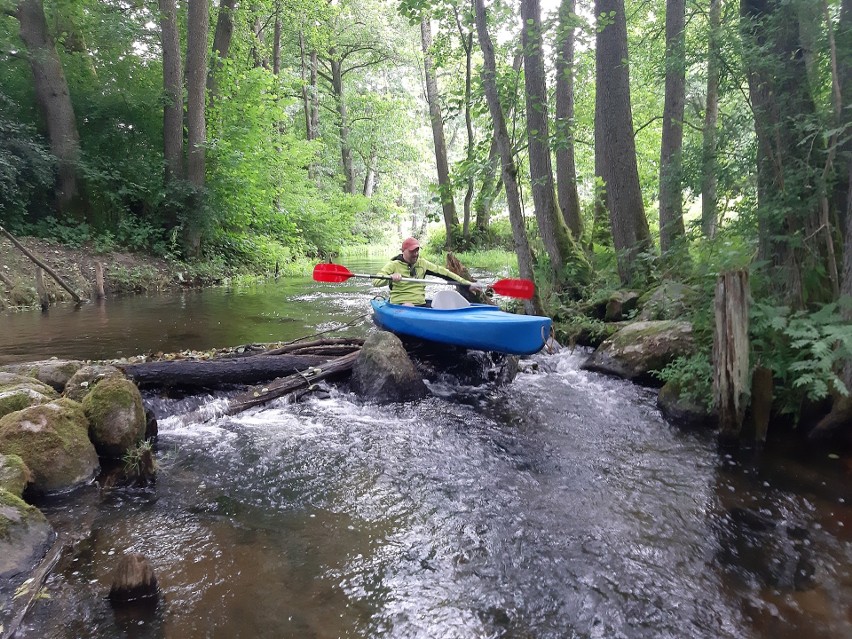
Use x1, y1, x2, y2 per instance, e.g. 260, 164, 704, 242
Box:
490, 278, 535, 299
313, 263, 354, 283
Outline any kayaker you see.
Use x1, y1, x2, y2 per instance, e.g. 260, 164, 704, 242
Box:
374, 237, 484, 306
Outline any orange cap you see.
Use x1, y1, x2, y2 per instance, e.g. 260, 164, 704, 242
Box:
402, 237, 420, 251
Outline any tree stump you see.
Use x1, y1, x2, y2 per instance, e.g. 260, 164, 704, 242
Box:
712, 270, 750, 440
109, 553, 159, 603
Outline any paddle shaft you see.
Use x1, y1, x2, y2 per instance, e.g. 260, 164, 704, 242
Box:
346, 272, 469, 287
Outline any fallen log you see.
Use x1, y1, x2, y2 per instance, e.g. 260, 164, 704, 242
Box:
120, 353, 331, 389
263, 337, 364, 356
226, 350, 360, 415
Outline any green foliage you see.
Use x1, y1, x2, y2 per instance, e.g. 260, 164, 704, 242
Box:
654, 354, 715, 412
751, 302, 852, 419
0, 93, 55, 231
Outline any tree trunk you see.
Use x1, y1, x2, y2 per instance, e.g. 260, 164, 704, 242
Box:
521, 0, 588, 292
659, 0, 687, 257
421, 17, 458, 249
273, 9, 281, 76
741, 0, 829, 307
554, 0, 583, 239
159, 0, 183, 184
184, 0, 209, 255
208, 0, 237, 96
474, 0, 543, 316
16, 0, 84, 219
701, 0, 721, 238
713, 270, 750, 441
595, 0, 652, 285
474, 137, 500, 232
186, 0, 208, 191
330, 54, 355, 194
363, 142, 377, 197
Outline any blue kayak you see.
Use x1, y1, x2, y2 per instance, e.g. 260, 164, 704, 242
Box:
370, 298, 552, 355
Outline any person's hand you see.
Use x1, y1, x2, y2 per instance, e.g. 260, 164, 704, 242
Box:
391, 273, 402, 282
468, 282, 485, 294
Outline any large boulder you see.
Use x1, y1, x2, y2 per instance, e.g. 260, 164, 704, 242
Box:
638, 280, 692, 321
0, 454, 32, 497
0, 399, 99, 494
65, 364, 125, 402
0, 488, 53, 579
582, 320, 695, 385
350, 331, 428, 403
0, 372, 59, 419
0, 359, 87, 393
82, 377, 147, 458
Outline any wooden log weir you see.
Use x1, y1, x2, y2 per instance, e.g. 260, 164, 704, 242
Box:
712, 270, 750, 441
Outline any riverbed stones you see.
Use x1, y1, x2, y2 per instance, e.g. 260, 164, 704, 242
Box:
351, 331, 428, 403
582, 320, 695, 384
82, 377, 146, 458
0, 359, 87, 392
108, 553, 159, 603
64, 364, 125, 402
0, 398, 99, 494
0, 488, 53, 578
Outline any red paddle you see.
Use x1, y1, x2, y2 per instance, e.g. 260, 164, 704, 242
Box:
312, 263, 535, 299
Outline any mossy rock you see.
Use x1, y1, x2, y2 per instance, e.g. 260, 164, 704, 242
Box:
0, 360, 87, 392
0, 453, 32, 497
582, 320, 695, 385
82, 377, 146, 458
0, 398, 99, 494
0, 488, 53, 579
0, 383, 58, 420
64, 365, 125, 402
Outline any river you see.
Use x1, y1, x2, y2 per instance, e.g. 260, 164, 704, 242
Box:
2, 260, 851, 638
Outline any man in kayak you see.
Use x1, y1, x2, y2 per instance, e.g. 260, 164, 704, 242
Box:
373, 237, 483, 306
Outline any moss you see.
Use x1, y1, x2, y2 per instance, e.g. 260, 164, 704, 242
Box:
0, 400, 86, 458
0, 453, 32, 496
0, 488, 41, 540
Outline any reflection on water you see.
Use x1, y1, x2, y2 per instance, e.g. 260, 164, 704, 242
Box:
3, 265, 852, 638
14, 350, 852, 639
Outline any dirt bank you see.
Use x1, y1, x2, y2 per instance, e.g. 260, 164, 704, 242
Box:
0, 236, 206, 310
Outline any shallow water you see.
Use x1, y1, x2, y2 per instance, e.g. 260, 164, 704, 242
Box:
2, 263, 852, 638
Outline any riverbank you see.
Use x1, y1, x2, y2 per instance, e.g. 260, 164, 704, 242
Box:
0, 235, 223, 310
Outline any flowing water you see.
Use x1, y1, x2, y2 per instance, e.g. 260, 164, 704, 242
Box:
2, 260, 852, 638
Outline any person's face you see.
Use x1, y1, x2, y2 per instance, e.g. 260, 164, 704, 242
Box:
402, 246, 419, 265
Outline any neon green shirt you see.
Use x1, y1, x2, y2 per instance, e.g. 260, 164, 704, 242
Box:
373, 254, 472, 305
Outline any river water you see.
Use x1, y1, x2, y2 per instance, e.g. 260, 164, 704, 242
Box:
2, 260, 852, 638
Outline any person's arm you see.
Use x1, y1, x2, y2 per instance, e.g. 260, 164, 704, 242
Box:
372, 261, 396, 287
421, 259, 471, 285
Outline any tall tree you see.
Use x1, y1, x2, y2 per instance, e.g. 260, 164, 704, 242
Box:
658, 0, 686, 256
208, 0, 238, 96
554, 0, 582, 239
452, 5, 476, 242
185, 0, 209, 254
14, 0, 83, 219
474, 0, 543, 315
595, 0, 652, 284
521, 0, 588, 289
740, 0, 831, 305
421, 16, 458, 248
159, 0, 183, 183
837, 0, 852, 388
701, 0, 721, 238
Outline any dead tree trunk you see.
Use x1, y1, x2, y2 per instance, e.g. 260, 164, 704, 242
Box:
712, 270, 750, 441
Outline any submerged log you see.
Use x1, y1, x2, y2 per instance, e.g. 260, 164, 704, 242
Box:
226, 350, 360, 414
120, 353, 331, 389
